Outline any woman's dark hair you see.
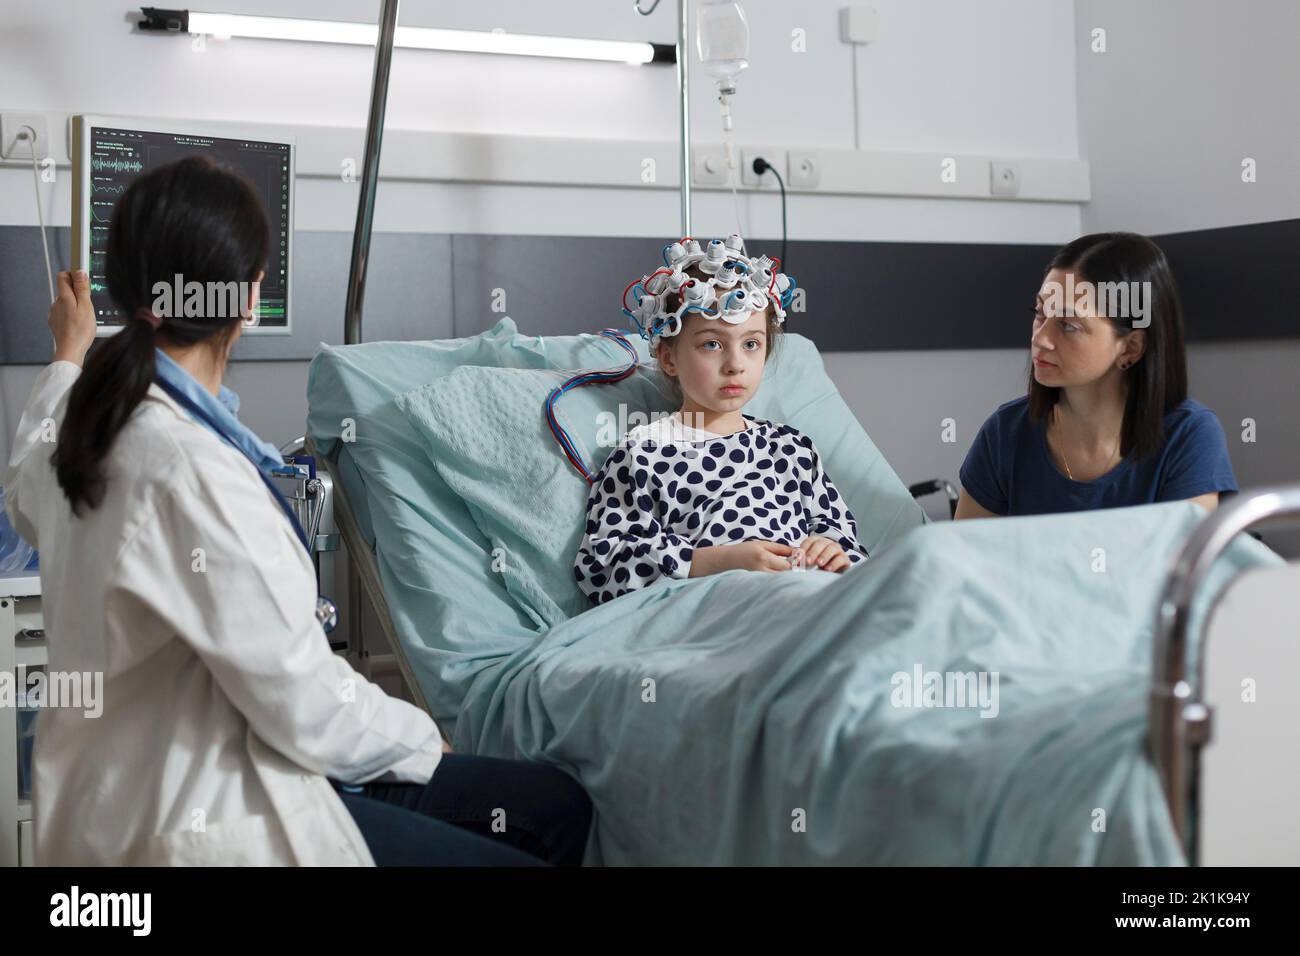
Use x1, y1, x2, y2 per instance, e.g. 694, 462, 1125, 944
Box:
1027, 232, 1188, 461
53, 156, 270, 515
654, 263, 783, 403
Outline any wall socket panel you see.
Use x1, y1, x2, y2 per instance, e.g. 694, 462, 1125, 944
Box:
692, 149, 730, 186
788, 150, 821, 188
0, 114, 51, 163
991, 160, 1021, 197
741, 147, 786, 187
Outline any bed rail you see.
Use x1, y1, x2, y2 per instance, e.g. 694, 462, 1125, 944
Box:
1149, 483, 1300, 864
305, 438, 434, 719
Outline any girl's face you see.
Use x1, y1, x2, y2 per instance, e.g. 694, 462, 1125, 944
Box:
1030, 267, 1143, 387
658, 309, 769, 413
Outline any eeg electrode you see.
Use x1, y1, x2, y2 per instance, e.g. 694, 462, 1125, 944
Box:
622, 233, 797, 345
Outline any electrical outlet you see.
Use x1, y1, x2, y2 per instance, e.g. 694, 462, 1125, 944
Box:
991, 161, 1021, 197
742, 148, 785, 188
788, 151, 821, 188
1, 114, 51, 162
693, 150, 729, 186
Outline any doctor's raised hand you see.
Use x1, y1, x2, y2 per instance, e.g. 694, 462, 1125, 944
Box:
48, 269, 97, 367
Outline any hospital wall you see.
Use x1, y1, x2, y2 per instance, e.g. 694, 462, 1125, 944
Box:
2, 2, 1297, 574
835, 0, 1300, 545
0, 1, 1081, 471
1073, 0, 1300, 554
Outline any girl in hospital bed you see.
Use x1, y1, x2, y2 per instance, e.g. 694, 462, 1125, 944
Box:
574, 235, 869, 606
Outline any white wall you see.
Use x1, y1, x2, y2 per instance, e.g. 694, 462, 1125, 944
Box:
0, 0, 1084, 241
1, 0, 1083, 469
1074, 0, 1300, 553
1075, 0, 1300, 235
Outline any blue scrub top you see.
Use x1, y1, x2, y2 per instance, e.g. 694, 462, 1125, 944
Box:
959, 396, 1239, 516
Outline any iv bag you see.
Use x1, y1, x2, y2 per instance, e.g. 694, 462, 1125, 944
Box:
696, 0, 750, 93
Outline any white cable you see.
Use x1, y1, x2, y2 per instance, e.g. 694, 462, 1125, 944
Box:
730, 177, 746, 241
22, 126, 56, 303
723, 124, 746, 239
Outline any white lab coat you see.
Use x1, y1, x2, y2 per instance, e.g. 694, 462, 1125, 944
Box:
4, 361, 444, 865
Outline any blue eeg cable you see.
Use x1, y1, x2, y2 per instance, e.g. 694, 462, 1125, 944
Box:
545, 328, 640, 483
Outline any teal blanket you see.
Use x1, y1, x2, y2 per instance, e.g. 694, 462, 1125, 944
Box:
455, 501, 1276, 865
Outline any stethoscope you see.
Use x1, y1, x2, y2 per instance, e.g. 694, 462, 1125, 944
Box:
155, 378, 339, 634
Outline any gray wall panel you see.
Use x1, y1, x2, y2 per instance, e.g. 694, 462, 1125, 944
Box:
4, 222, 1298, 363
0, 226, 72, 364
450, 234, 669, 339
0, 229, 453, 363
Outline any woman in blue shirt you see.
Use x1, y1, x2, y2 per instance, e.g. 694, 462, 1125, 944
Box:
956, 232, 1238, 518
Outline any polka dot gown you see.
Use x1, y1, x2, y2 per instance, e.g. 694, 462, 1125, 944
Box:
574, 413, 869, 605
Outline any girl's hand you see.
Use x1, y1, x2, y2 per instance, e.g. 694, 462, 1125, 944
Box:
691, 540, 796, 575
49, 270, 97, 367
797, 535, 851, 572
733, 540, 798, 572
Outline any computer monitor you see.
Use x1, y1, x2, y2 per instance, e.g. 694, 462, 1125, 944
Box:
70, 115, 294, 335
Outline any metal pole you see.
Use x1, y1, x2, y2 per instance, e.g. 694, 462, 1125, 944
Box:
344, 0, 401, 345
1149, 483, 1300, 863
677, 0, 691, 236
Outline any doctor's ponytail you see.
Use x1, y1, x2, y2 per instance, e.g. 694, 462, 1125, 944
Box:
53, 157, 270, 516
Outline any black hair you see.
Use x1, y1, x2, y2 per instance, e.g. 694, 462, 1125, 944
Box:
1027, 232, 1188, 460
52, 156, 270, 515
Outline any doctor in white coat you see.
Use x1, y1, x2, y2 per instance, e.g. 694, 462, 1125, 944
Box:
5, 156, 591, 866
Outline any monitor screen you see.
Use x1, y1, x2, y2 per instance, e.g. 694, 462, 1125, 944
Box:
72, 116, 294, 334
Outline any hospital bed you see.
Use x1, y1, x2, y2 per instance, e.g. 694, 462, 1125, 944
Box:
303, 319, 1297, 865
302, 0, 1299, 864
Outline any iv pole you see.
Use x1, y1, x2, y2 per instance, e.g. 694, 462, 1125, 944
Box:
676, 0, 692, 236
343, 0, 400, 346
637, 0, 691, 237
345, 0, 689, 341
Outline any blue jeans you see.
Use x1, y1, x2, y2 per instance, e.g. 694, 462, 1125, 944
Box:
333, 753, 593, 866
